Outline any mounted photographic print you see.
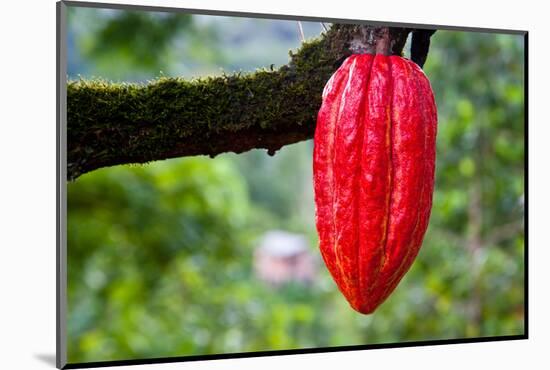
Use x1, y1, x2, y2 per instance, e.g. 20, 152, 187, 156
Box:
56, 1, 527, 368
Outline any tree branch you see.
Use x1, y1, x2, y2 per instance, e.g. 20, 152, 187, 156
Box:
410, 29, 436, 68
67, 25, 413, 180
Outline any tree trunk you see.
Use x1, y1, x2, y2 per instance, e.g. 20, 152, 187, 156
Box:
67, 24, 428, 180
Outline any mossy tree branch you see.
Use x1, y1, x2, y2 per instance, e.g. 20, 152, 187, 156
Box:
68, 24, 426, 180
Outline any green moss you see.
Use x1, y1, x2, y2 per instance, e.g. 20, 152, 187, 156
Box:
67, 25, 408, 180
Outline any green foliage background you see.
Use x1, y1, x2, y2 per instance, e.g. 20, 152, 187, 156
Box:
66, 7, 525, 363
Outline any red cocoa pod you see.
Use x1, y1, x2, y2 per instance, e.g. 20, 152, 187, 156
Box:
313, 54, 437, 314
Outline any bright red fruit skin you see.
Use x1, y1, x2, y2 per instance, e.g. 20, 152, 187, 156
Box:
313, 54, 438, 314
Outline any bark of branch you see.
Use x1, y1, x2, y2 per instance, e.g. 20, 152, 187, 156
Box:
67, 25, 414, 180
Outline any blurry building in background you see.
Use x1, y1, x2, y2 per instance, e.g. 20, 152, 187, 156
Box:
254, 230, 317, 286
